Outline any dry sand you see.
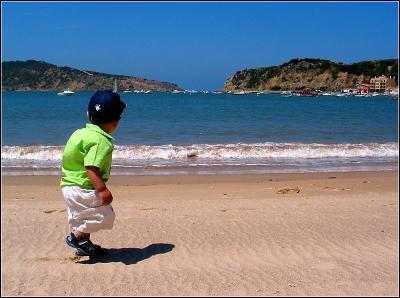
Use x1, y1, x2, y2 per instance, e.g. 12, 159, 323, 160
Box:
1, 171, 398, 296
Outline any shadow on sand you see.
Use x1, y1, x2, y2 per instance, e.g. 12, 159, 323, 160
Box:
77, 243, 175, 265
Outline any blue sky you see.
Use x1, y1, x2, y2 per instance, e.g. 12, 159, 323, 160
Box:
2, 1, 399, 90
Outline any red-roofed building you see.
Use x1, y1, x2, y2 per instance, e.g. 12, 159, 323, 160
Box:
357, 84, 370, 95
370, 75, 397, 93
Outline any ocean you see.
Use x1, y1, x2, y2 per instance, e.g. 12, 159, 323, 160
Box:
1, 91, 398, 175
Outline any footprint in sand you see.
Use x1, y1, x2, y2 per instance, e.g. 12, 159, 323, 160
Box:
43, 208, 67, 214
220, 208, 256, 212
276, 187, 300, 194
25, 256, 82, 265
14, 197, 35, 201
139, 208, 158, 211
322, 187, 351, 191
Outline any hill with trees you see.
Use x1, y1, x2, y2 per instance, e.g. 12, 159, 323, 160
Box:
2, 60, 182, 92
224, 58, 398, 92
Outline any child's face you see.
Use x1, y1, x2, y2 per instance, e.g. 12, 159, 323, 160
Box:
108, 119, 121, 134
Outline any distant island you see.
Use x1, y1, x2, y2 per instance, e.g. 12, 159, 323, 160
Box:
224, 58, 398, 92
2, 60, 183, 92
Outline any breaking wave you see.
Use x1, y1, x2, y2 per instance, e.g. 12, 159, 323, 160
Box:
2, 142, 398, 164
2, 142, 398, 175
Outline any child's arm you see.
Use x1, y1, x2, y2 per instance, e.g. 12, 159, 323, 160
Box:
86, 166, 113, 205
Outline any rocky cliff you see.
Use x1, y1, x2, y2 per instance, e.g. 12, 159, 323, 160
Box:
224, 58, 398, 92
2, 60, 182, 92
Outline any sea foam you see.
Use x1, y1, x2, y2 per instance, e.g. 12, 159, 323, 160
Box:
2, 142, 398, 164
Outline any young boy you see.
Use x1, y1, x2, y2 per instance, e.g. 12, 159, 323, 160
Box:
60, 90, 127, 256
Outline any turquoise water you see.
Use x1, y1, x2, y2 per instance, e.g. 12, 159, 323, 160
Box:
1, 91, 398, 175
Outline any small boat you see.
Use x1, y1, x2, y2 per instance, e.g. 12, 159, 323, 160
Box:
133, 89, 152, 94
322, 92, 332, 96
113, 79, 118, 93
233, 91, 245, 95
57, 88, 75, 96
281, 91, 292, 97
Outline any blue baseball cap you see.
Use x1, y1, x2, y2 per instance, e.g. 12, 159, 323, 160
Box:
88, 90, 127, 123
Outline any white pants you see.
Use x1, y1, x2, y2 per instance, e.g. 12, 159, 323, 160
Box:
62, 186, 115, 234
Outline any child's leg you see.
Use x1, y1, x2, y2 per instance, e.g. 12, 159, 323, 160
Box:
64, 187, 115, 234
62, 186, 114, 256
72, 229, 90, 239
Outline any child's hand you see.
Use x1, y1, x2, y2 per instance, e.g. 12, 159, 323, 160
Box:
99, 188, 113, 205
86, 166, 113, 205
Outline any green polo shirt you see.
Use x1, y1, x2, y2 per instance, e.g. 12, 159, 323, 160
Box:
60, 123, 114, 189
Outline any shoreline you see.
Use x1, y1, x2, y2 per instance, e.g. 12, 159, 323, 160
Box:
2, 161, 398, 177
2, 170, 398, 296
2, 169, 399, 185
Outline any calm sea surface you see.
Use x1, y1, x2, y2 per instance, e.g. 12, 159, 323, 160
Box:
2, 91, 398, 175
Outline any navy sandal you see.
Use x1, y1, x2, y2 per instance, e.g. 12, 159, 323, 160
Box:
75, 244, 108, 256
66, 233, 96, 256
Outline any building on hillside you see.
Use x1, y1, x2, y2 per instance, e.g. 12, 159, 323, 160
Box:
386, 86, 399, 95
343, 87, 357, 95
357, 84, 370, 95
370, 75, 397, 93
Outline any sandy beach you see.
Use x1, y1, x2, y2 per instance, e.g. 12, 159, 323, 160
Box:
1, 171, 398, 296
